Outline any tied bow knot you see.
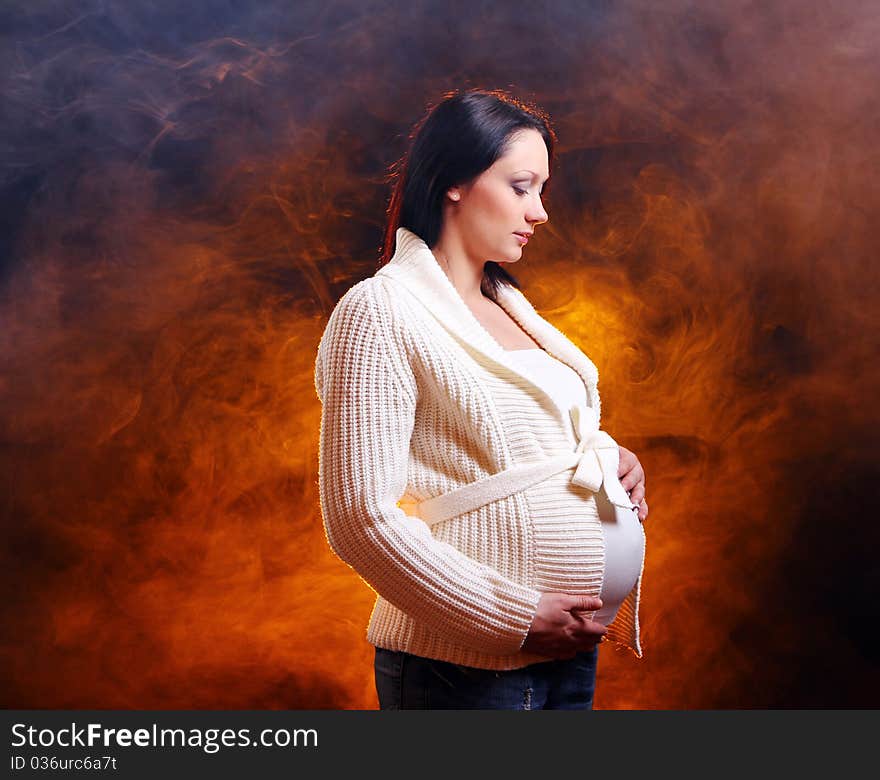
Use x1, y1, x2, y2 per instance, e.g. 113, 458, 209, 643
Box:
568, 404, 636, 510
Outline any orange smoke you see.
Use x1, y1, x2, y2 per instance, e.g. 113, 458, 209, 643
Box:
1, 1, 878, 709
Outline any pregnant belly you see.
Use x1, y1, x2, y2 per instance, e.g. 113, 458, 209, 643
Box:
592, 486, 645, 627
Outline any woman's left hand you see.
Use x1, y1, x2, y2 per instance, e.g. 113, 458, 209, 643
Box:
618, 446, 649, 522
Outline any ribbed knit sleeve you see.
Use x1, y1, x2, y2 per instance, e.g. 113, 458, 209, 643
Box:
314, 280, 543, 656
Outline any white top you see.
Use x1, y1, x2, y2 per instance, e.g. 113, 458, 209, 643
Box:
315, 225, 645, 671
503, 347, 645, 627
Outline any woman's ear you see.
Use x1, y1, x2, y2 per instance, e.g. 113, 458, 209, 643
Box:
447, 187, 461, 202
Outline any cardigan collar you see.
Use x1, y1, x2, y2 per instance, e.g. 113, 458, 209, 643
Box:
375, 226, 600, 416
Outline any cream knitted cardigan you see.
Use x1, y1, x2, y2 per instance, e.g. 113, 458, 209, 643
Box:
314, 227, 645, 670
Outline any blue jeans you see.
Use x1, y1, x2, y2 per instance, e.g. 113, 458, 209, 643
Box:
374, 646, 599, 710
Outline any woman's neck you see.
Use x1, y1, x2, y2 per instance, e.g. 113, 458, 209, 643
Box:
431, 234, 487, 307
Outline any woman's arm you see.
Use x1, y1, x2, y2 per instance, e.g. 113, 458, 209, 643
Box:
314, 280, 543, 656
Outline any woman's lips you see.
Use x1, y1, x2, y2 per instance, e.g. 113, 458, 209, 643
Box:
514, 233, 529, 245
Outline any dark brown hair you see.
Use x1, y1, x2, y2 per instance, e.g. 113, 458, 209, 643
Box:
380, 88, 556, 302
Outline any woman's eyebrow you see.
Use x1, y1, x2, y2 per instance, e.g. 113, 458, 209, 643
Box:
512, 169, 550, 182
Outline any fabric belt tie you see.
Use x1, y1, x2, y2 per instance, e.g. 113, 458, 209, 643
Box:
401, 403, 638, 528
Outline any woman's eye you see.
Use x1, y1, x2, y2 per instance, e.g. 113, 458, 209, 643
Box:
513, 186, 527, 196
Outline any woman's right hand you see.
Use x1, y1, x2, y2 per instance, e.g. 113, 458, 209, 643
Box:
521, 593, 607, 659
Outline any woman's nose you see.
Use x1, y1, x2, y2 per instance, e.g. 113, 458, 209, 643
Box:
528, 199, 549, 226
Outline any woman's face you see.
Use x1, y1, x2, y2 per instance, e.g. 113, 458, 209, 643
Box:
448, 128, 550, 264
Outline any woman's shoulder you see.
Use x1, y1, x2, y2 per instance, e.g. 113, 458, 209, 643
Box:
328, 274, 380, 309
322, 275, 409, 337
315, 276, 417, 403
318, 275, 421, 370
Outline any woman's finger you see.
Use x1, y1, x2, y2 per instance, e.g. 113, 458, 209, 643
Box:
617, 446, 635, 479
629, 481, 646, 506
619, 463, 644, 493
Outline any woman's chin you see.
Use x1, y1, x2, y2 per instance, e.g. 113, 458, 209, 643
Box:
492, 250, 522, 265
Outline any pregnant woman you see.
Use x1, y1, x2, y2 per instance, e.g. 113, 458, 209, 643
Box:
314, 87, 649, 709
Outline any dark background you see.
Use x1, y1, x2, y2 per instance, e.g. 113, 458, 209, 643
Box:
1, 0, 878, 708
